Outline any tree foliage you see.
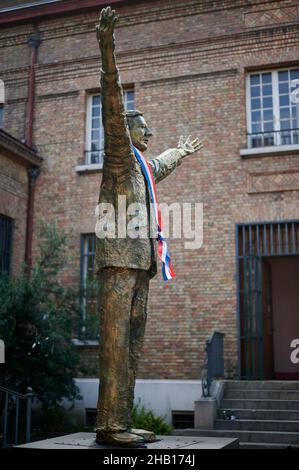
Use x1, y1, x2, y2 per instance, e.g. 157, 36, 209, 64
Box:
0, 222, 82, 408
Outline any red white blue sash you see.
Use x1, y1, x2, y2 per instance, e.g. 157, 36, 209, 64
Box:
133, 146, 176, 281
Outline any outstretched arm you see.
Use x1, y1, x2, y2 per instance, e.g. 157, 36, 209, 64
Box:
149, 136, 203, 184
96, 7, 133, 172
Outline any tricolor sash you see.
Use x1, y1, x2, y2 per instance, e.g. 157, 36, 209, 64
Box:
133, 146, 176, 281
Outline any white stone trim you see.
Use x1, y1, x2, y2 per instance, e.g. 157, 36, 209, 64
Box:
240, 144, 299, 158
75, 163, 103, 173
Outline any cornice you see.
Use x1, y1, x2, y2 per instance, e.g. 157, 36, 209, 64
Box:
0, 0, 297, 47
1, 22, 298, 87
0, 128, 42, 167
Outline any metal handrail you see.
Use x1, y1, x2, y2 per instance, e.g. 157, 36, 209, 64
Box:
247, 127, 299, 148
201, 331, 225, 398
0, 385, 33, 448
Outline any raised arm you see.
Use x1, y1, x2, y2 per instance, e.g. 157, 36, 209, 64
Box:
149, 136, 203, 184
96, 7, 133, 172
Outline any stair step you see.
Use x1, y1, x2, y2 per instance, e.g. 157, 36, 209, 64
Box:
173, 428, 299, 445
224, 390, 299, 400
215, 419, 299, 432
221, 399, 299, 410
219, 408, 299, 421
224, 381, 299, 391
239, 442, 299, 449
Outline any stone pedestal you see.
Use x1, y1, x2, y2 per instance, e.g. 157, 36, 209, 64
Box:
194, 398, 217, 429
16, 432, 238, 449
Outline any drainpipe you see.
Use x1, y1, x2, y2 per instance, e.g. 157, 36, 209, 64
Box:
24, 32, 41, 268
25, 32, 41, 147
25, 167, 40, 268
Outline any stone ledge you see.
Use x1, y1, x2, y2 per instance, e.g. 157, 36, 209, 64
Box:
240, 144, 299, 158
75, 164, 103, 173
16, 432, 239, 449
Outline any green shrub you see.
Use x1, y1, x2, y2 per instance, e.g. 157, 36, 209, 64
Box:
131, 400, 172, 435
0, 222, 82, 408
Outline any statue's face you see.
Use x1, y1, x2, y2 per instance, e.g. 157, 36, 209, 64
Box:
129, 115, 153, 152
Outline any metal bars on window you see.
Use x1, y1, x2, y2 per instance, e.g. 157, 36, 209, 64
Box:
236, 221, 299, 379
79, 234, 99, 340
237, 221, 299, 258
0, 214, 13, 275
247, 68, 299, 148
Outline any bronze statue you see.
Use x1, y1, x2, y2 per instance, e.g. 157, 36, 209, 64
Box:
95, 6, 203, 447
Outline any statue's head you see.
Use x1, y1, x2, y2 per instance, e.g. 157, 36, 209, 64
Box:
126, 110, 153, 152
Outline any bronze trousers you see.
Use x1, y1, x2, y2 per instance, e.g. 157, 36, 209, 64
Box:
95, 267, 150, 433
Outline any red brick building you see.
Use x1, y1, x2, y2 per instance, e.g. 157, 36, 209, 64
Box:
0, 0, 299, 422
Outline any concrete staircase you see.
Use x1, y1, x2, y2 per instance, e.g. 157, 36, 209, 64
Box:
177, 381, 299, 449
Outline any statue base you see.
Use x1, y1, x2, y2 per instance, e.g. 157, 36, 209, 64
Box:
16, 432, 238, 449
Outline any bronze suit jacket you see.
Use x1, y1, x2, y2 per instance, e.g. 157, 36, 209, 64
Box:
96, 68, 183, 278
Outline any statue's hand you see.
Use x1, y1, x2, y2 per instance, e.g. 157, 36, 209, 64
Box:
178, 135, 203, 158
96, 6, 118, 45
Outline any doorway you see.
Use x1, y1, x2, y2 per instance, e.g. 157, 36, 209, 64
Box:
264, 257, 299, 379
237, 221, 299, 379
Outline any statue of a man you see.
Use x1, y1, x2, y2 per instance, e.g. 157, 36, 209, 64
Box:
95, 7, 203, 447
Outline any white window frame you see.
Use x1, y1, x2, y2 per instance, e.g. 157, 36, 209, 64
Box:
0, 104, 3, 129
246, 67, 299, 149
79, 233, 98, 341
85, 89, 135, 167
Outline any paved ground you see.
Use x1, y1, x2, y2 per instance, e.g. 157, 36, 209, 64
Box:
16, 432, 239, 449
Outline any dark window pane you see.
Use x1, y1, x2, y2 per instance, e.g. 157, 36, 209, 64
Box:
252, 111, 261, 122
278, 70, 289, 82
262, 85, 272, 96
252, 123, 261, 133
92, 118, 100, 129
91, 130, 100, 140
279, 82, 289, 94
251, 98, 261, 110
91, 141, 100, 151
280, 107, 290, 119
264, 122, 274, 132
250, 75, 260, 85
92, 95, 101, 106
92, 106, 100, 117
126, 90, 134, 102
126, 102, 134, 111
91, 152, 100, 164
292, 106, 297, 118
251, 86, 260, 97
263, 97, 273, 108
281, 120, 291, 130
262, 73, 271, 84
280, 95, 289, 106
290, 69, 299, 80
263, 109, 273, 121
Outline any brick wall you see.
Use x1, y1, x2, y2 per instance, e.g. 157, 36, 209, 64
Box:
0, 151, 28, 276
0, 0, 299, 379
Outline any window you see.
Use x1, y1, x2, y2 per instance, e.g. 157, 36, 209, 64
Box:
80, 234, 99, 340
247, 68, 299, 148
0, 215, 13, 275
0, 104, 3, 128
85, 89, 135, 166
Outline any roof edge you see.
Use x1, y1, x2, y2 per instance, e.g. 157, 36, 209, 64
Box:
0, 128, 42, 167
0, 0, 147, 26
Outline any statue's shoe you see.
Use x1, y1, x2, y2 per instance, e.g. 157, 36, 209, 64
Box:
96, 431, 146, 448
130, 428, 157, 443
